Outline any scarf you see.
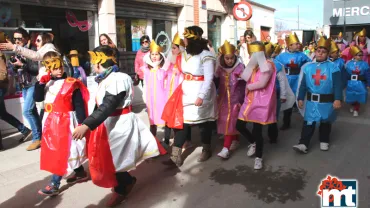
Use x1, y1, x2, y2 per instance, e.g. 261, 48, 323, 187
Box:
141, 46, 150, 53
95, 65, 119, 83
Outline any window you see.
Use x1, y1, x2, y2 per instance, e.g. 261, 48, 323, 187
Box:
208, 14, 222, 51
152, 20, 172, 55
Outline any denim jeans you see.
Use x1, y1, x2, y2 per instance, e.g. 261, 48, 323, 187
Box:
22, 86, 41, 141
0, 88, 27, 134
50, 166, 85, 188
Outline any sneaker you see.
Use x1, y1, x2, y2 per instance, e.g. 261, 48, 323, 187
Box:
320, 142, 329, 151
217, 147, 230, 159
353, 111, 359, 117
19, 129, 32, 143
247, 143, 256, 157
254, 157, 263, 170
229, 140, 240, 151
292, 144, 308, 154
38, 184, 59, 196
26, 140, 41, 151
66, 171, 89, 184
349, 107, 354, 113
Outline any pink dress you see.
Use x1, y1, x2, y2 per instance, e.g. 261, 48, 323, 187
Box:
165, 56, 184, 99
216, 62, 246, 135
143, 64, 166, 126
238, 61, 277, 124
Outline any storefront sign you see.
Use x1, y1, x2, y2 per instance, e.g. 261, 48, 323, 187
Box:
324, 0, 370, 25
155, 31, 171, 55
233, 1, 253, 21
66, 11, 92, 32
201, 0, 206, 9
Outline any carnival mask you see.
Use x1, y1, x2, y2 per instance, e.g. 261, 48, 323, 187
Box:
42, 57, 62, 71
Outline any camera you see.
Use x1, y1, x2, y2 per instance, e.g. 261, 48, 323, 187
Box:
10, 55, 26, 64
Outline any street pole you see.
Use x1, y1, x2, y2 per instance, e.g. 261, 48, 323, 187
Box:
298, 5, 299, 30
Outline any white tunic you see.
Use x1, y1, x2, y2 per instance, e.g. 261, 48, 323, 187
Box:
95, 72, 159, 172
43, 79, 87, 176
181, 50, 217, 124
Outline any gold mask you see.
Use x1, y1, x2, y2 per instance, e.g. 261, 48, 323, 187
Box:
42, 57, 62, 71
88, 51, 117, 65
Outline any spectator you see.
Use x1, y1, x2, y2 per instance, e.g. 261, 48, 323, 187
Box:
99, 34, 120, 66
134, 35, 150, 86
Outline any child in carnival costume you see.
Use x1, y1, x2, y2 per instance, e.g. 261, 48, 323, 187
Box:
345, 45, 370, 117
293, 37, 342, 153
73, 46, 162, 207
34, 51, 90, 196
265, 42, 295, 143
275, 33, 311, 130
215, 40, 246, 159
329, 41, 346, 90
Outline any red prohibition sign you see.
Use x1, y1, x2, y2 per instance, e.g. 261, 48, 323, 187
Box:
233, 1, 253, 21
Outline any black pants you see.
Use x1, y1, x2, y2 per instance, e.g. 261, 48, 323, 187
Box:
164, 125, 191, 142
267, 123, 278, 142
150, 125, 157, 136
114, 172, 134, 195
236, 119, 264, 158
173, 122, 212, 148
299, 121, 331, 147
282, 107, 293, 126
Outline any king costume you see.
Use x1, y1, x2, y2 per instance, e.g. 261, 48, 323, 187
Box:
293, 37, 342, 154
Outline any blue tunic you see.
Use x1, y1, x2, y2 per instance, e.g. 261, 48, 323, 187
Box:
275, 51, 311, 94
345, 60, 369, 104
331, 58, 346, 90
298, 61, 340, 123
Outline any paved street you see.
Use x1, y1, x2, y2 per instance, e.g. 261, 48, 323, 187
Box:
1, 100, 370, 208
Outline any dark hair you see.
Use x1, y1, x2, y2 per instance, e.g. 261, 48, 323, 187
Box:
14, 27, 29, 39
185, 26, 208, 55
219, 54, 236, 68
93, 45, 116, 68
244, 30, 255, 38
99, 33, 116, 48
140, 35, 150, 45
148, 53, 165, 69
38, 33, 53, 46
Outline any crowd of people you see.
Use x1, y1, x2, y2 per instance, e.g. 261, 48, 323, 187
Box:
0, 25, 369, 207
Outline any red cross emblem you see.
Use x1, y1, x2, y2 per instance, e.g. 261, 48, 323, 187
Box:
287, 59, 298, 69
312, 69, 326, 86
352, 66, 360, 75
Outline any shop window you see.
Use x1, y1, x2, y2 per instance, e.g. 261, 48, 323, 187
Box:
152, 20, 172, 55
116, 18, 148, 52
208, 14, 222, 51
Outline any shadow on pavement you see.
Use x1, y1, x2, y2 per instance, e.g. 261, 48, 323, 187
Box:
1, 133, 26, 151
0, 176, 63, 208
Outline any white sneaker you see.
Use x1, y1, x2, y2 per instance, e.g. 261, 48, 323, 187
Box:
353, 111, 359, 117
349, 107, 354, 113
247, 143, 256, 157
254, 157, 263, 170
217, 147, 230, 159
229, 140, 240, 151
320, 142, 329, 151
293, 144, 308, 154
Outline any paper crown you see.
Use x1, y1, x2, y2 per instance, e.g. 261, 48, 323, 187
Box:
329, 41, 339, 54
150, 41, 163, 53
285, 32, 300, 46
247, 43, 265, 55
357, 28, 366, 37
219, 40, 236, 55
338, 32, 343, 38
317, 36, 331, 50
42, 57, 62, 72
183, 28, 201, 40
273, 44, 282, 55
264, 42, 274, 57
349, 45, 362, 56
88, 51, 117, 65
172, 32, 185, 47
69, 50, 78, 56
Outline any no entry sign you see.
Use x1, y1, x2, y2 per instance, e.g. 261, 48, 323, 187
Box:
233, 1, 253, 21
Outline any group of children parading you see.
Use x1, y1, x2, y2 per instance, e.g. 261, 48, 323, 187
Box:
34, 26, 369, 207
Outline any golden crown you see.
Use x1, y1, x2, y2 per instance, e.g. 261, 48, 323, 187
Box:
357, 28, 366, 37
183, 28, 200, 40
273, 44, 282, 55
150, 41, 163, 53
264, 42, 274, 57
349, 45, 362, 56
42, 57, 62, 72
338, 32, 343, 38
88, 51, 117, 65
219, 40, 236, 55
329, 41, 339, 54
172, 32, 185, 47
247, 43, 265, 55
317, 36, 331, 51
285, 32, 300, 46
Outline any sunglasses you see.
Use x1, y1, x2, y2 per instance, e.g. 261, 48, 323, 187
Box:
142, 40, 149, 44
36, 39, 41, 43
13, 38, 23, 41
